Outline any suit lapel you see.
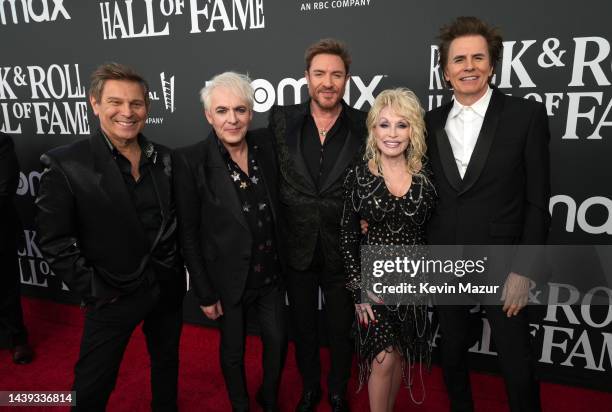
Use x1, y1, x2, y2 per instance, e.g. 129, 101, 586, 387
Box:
459, 88, 504, 195
251, 136, 278, 224
148, 150, 171, 223
203, 134, 250, 233
433, 102, 463, 192
284, 104, 317, 193
90, 132, 147, 242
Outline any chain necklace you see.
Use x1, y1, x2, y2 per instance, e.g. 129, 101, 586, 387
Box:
313, 111, 340, 141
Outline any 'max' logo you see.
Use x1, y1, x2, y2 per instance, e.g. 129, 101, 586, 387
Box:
248, 75, 385, 113
0, 0, 70, 25
550, 195, 612, 235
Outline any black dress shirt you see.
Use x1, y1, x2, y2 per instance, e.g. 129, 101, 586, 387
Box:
103, 134, 162, 248
217, 136, 280, 289
301, 108, 349, 189
101, 133, 167, 294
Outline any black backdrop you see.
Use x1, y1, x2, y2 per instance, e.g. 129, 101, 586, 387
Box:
2, 0, 611, 392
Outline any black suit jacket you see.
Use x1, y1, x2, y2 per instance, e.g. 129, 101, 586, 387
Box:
173, 129, 284, 307
36, 131, 185, 303
0, 133, 20, 256
268, 100, 367, 274
425, 87, 551, 279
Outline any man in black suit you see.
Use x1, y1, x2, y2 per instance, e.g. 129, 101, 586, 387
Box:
426, 17, 550, 411
0, 133, 33, 364
36, 63, 185, 412
268, 39, 367, 412
174, 72, 286, 412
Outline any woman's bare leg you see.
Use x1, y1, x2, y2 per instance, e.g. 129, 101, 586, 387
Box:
368, 348, 399, 412
386, 355, 403, 411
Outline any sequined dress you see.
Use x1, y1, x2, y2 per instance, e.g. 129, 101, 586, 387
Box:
340, 161, 436, 395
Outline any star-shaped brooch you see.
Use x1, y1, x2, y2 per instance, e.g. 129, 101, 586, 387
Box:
242, 202, 251, 212
240, 181, 248, 189
142, 141, 158, 164
250, 176, 259, 184
231, 171, 240, 182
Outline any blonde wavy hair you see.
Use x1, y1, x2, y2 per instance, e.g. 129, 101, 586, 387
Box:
364, 88, 427, 176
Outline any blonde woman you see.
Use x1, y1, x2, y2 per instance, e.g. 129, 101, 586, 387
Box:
340, 88, 435, 411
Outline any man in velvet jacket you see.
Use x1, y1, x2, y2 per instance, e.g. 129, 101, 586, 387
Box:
267, 39, 367, 412
426, 17, 550, 412
0, 133, 33, 364
36, 63, 185, 412
174, 72, 286, 412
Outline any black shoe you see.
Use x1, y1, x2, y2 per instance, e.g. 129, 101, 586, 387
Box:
328, 394, 350, 412
12, 344, 33, 365
256, 388, 279, 412
295, 387, 321, 412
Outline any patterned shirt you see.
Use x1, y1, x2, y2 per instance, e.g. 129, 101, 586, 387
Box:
217, 136, 280, 289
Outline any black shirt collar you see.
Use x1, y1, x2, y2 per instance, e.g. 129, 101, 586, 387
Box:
100, 130, 156, 164
214, 131, 253, 162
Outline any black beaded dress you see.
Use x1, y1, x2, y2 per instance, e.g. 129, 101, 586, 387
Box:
340, 161, 436, 397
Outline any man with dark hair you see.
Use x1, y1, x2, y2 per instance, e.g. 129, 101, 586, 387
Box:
0, 132, 33, 365
426, 16, 550, 411
36, 62, 185, 412
268, 38, 367, 412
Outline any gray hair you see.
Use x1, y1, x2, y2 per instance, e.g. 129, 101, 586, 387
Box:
200, 71, 254, 111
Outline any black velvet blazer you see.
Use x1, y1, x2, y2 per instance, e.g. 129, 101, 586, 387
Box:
268, 101, 367, 275
173, 129, 284, 307
36, 131, 185, 303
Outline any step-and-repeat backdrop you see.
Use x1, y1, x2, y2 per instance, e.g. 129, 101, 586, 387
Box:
2, 0, 611, 392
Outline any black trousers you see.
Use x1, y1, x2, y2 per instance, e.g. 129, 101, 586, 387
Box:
437, 305, 541, 412
72, 282, 183, 412
218, 284, 287, 412
286, 265, 354, 397
0, 250, 28, 349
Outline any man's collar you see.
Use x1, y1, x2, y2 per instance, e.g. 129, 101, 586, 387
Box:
213, 131, 251, 161
100, 130, 155, 160
100, 130, 116, 153
214, 132, 230, 160
449, 86, 493, 119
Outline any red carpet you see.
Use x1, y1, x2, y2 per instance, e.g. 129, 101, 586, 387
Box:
1, 298, 611, 412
